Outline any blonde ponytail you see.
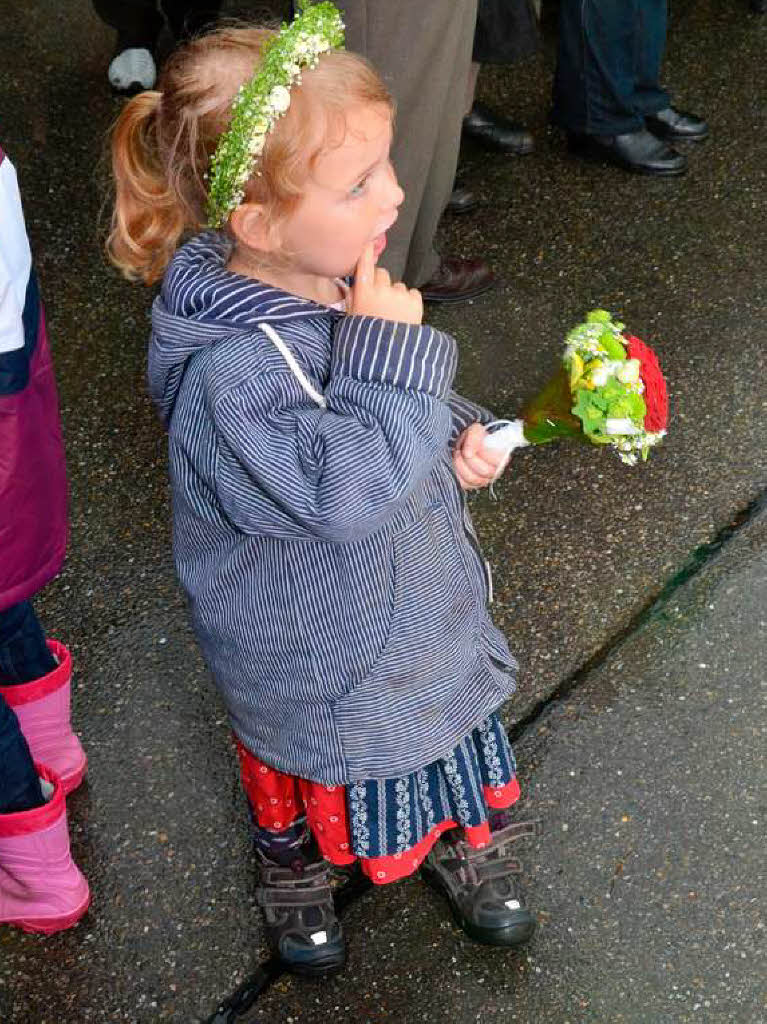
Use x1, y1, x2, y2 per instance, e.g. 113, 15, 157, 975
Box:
107, 91, 188, 285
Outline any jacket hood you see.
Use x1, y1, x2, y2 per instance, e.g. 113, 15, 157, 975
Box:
149, 232, 331, 425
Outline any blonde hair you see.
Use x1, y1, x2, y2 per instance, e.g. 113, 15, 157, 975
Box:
107, 25, 393, 285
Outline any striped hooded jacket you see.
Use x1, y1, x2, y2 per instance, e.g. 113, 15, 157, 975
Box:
0, 145, 67, 611
149, 233, 518, 784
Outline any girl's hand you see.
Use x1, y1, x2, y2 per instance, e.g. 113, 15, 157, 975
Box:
453, 423, 507, 490
349, 243, 423, 325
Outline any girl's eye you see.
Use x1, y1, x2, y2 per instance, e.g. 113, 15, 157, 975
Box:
349, 176, 369, 198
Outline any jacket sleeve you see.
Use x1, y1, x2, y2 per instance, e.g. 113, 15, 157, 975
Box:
210, 315, 458, 542
446, 390, 495, 448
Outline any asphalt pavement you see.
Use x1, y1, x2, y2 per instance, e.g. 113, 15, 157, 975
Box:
0, 1, 765, 1022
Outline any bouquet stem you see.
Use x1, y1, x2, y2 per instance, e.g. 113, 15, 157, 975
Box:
520, 366, 584, 445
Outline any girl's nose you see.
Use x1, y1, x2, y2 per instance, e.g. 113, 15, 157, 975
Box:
385, 162, 404, 209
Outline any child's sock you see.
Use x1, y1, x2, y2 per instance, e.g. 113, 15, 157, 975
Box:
251, 812, 319, 870
489, 806, 517, 833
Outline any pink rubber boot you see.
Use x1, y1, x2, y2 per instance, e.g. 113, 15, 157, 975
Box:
0, 640, 87, 796
0, 764, 90, 934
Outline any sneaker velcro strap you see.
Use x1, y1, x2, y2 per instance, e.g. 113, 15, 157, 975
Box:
491, 820, 543, 844
258, 861, 334, 909
258, 886, 333, 909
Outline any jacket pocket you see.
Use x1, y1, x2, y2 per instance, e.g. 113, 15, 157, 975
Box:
333, 501, 485, 760
289, 533, 395, 701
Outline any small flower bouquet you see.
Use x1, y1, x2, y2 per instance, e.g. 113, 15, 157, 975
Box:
486, 309, 668, 468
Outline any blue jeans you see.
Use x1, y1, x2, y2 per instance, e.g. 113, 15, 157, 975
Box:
0, 696, 44, 813
552, 0, 670, 136
0, 600, 57, 685
0, 602, 55, 813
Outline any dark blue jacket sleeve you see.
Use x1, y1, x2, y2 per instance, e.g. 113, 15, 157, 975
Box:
446, 390, 495, 448
210, 316, 458, 542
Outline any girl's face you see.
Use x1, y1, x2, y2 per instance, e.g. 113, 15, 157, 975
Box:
278, 102, 404, 279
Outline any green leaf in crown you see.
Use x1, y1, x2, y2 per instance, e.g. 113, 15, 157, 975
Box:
206, 2, 345, 228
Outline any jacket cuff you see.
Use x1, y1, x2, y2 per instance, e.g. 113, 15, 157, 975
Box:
332, 316, 457, 398
447, 391, 495, 440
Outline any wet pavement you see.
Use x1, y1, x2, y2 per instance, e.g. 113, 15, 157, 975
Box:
0, 1, 765, 1021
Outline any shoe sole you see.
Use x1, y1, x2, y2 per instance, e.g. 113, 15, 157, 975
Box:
567, 140, 687, 177
647, 129, 710, 143
282, 946, 347, 978
445, 199, 480, 216
422, 278, 496, 305
5, 892, 91, 935
109, 82, 154, 97
463, 133, 535, 157
61, 758, 88, 797
421, 865, 536, 949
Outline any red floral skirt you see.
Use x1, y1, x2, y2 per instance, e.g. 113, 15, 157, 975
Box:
235, 714, 520, 885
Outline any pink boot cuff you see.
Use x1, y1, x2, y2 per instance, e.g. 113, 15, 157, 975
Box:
0, 639, 71, 707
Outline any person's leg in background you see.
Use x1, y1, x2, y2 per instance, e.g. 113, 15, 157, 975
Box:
93, 0, 224, 94
340, 0, 494, 302
461, 0, 539, 156
0, 601, 54, 813
462, 62, 535, 156
0, 602, 87, 796
634, 0, 708, 143
553, 0, 647, 137
92, 0, 163, 93
161, 0, 224, 43
552, 0, 686, 175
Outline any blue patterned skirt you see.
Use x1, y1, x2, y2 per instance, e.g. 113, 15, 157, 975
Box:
238, 712, 519, 884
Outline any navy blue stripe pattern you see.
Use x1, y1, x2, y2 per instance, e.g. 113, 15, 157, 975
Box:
149, 233, 518, 784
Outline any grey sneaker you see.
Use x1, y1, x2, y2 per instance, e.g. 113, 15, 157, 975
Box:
421, 819, 541, 947
108, 48, 156, 95
256, 857, 346, 976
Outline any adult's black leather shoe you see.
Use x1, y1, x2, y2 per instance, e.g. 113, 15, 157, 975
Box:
645, 106, 709, 142
568, 129, 687, 177
462, 102, 534, 155
445, 183, 478, 215
421, 257, 495, 304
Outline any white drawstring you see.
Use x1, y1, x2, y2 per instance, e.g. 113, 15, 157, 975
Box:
258, 322, 327, 409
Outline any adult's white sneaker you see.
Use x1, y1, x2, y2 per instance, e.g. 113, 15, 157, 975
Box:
108, 47, 157, 94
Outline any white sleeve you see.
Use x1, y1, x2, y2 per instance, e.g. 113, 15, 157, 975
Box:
0, 155, 31, 354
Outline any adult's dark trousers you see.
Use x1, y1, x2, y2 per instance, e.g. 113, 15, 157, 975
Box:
552, 0, 670, 136
0, 602, 54, 814
338, 0, 478, 287
92, 0, 223, 49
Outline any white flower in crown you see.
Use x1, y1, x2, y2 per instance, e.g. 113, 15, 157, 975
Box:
249, 133, 267, 157
206, 1, 345, 227
269, 85, 291, 113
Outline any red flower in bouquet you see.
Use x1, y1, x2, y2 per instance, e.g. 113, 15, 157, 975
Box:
483, 310, 669, 470
624, 334, 668, 433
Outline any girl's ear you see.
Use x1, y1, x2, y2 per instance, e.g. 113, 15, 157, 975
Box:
229, 203, 281, 253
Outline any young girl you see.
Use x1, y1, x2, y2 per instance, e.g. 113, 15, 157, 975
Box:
0, 143, 89, 934
108, 4, 539, 976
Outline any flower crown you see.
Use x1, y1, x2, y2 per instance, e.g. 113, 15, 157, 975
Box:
206, 1, 345, 228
